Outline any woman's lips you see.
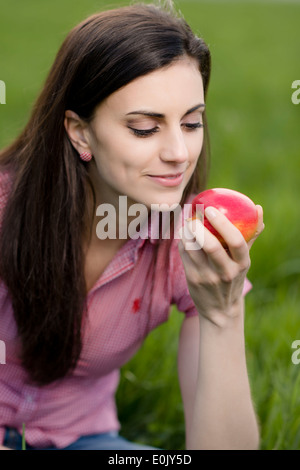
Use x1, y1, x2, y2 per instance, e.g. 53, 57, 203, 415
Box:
147, 172, 184, 187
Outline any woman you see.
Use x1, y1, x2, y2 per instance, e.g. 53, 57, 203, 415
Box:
0, 2, 263, 450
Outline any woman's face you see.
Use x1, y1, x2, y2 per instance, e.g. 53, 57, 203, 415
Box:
86, 56, 205, 211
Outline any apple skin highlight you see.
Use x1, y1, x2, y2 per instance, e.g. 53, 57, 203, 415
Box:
191, 188, 259, 246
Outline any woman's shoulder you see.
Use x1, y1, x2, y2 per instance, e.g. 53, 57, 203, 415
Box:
166, 192, 197, 259
184, 192, 197, 207
171, 192, 197, 240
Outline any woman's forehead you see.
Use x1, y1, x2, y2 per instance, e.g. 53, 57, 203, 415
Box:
94, 58, 204, 118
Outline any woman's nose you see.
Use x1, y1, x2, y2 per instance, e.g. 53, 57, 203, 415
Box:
159, 128, 189, 163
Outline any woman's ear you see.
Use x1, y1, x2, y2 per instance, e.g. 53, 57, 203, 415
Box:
64, 110, 92, 155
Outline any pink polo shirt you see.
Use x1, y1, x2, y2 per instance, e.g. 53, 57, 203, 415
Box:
0, 167, 251, 448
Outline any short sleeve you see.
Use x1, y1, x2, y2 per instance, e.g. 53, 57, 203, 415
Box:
242, 277, 252, 296
170, 238, 252, 318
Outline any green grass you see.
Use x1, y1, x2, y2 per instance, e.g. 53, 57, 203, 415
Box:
1, 0, 300, 450
22, 423, 26, 450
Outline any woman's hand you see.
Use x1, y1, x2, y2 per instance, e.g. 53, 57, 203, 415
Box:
178, 204, 263, 449
178, 204, 264, 327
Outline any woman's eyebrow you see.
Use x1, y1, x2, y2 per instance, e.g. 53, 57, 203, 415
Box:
126, 103, 205, 118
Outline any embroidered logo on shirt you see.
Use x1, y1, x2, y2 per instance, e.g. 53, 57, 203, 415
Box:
132, 298, 141, 313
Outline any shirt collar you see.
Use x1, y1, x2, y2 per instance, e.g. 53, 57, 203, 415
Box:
138, 211, 161, 248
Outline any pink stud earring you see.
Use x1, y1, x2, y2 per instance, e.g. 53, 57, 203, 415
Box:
79, 151, 92, 162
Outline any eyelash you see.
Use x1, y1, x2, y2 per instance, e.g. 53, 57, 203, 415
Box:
129, 122, 203, 138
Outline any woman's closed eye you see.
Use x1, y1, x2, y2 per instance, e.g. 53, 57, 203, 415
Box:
128, 122, 203, 138
128, 126, 159, 137
183, 122, 203, 131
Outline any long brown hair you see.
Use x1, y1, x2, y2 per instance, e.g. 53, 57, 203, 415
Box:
0, 2, 211, 385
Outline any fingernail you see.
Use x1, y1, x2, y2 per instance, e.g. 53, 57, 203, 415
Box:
205, 206, 217, 219
185, 216, 199, 233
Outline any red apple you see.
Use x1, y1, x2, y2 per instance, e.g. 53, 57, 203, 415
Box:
191, 188, 258, 246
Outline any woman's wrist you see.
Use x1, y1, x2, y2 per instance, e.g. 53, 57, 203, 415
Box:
197, 296, 245, 331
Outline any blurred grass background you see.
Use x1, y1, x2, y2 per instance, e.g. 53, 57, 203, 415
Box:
0, 0, 300, 450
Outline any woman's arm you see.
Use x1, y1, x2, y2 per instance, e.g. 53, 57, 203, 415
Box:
178, 306, 259, 450
177, 205, 264, 450
177, 315, 200, 446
